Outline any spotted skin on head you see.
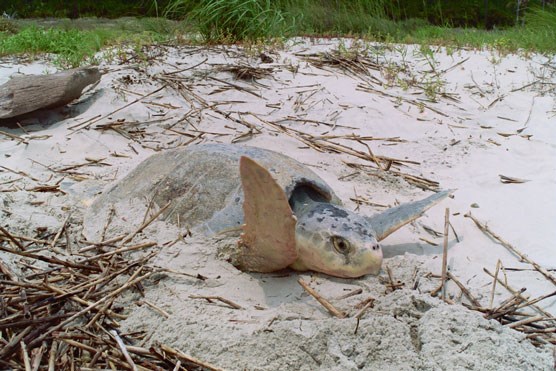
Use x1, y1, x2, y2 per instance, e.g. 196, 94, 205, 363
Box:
290, 202, 383, 278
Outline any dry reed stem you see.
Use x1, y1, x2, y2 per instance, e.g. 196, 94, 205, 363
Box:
489, 260, 502, 309
69, 85, 167, 132
445, 271, 482, 308
483, 268, 555, 320
189, 295, 243, 310
111, 330, 138, 371
441, 208, 450, 301
298, 278, 346, 318
507, 315, 546, 329
466, 212, 556, 287
159, 344, 225, 371
0, 226, 27, 251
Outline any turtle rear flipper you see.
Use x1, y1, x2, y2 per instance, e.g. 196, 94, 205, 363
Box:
368, 190, 453, 241
237, 156, 298, 272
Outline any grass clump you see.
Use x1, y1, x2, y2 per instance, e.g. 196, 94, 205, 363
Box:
0, 26, 106, 67
0, 19, 179, 67
277, 0, 392, 36
167, 0, 287, 42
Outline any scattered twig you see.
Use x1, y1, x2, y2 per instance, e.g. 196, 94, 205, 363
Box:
137, 300, 171, 318
69, 85, 167, 132
490, 260, 502, 309
483, 268, 554, 319
111, 330, 138, 371
466, 212, 556, 287
499, 174, 530, 184
189, 295, 243, 310
446, 271, 482, 308
507, 315, 546, 329
335, 288, 363, 300
159, 344, 224, 371
0, 226, 26, 251
441, 208, 450, 301
298, 278, 346, 318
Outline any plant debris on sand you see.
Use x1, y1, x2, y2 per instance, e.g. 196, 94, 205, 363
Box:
1, 38, 555, 369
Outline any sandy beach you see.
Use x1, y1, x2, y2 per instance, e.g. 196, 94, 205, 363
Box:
1, 39, 555, 369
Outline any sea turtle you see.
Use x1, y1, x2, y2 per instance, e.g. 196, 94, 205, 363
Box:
83, 144, 450, 278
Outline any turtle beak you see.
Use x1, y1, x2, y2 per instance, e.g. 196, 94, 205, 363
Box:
362, 243, 383, 276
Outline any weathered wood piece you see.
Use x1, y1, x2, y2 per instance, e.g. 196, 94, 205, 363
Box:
0, 67, 101, 119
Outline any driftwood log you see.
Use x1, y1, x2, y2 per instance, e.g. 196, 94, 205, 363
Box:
0, 67, 101, 119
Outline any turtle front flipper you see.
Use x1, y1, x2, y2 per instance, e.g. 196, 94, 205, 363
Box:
368, 190, 453, 241
236, 156, 298, 272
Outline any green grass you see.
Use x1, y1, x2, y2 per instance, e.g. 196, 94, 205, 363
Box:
0, 18, 184, 67
394, 6, 555, 54
0, 27, 105, 67
166, 0, 287, 42
162, 0, 555, 53
0, 2, 553, 68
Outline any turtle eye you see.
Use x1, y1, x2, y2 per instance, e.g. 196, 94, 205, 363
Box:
331, 236, 351, 255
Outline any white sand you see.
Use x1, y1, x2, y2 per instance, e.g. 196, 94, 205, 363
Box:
1, 39, 555, 369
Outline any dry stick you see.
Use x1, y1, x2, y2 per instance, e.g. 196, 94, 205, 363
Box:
111, 330, 138, 371
38, 284, 127, 319
449, 222, 460, 243
0, 312, 71, 331
430, 280, 445, 297
385, 265, 403, 291
47, 341, 57, 371
163, 57, 208, 75
353, 299, 375, 335
354, 299, 374, 320
0, 226, 26, 251
79, 234, 126, 251
0, 233, 48, 245
57, 158, 109, 172
490, 260, 502, 309
440, 56, 471, 73
65, 255, 148, 294
159, 344, 224, 371
0, 245, 100, 272
465, 212, 556, 287
441, 208, 450, 301
27, 268, 153, 349
208, 76, 263, 99
0, 129, 28, 144
121, 202, 171, 245
63, 338, 140, 371
335, 288, 363, 300
31, 341, 46, 371
80, 242, 157, 264
507, 315, 546, 329
20, 341, 31, 371
69, 85, 167, 132
138, 300, 171, 318
483, 268, 555, 320
486, 289, 527, 320
189, 295, 243, 310
298, 278, 346, 318
0, 257, 19, 282
446, 271, 482, 307
85, 298, 116, 329
50, 212, 72, 250
0, 325, 32, 360
0, 165, 40, 181
517, 291, 556, 311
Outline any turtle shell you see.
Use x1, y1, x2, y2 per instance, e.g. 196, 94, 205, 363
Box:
83, 144, 341, 240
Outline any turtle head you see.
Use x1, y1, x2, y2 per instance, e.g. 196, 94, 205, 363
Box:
290, 203, 383, 278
